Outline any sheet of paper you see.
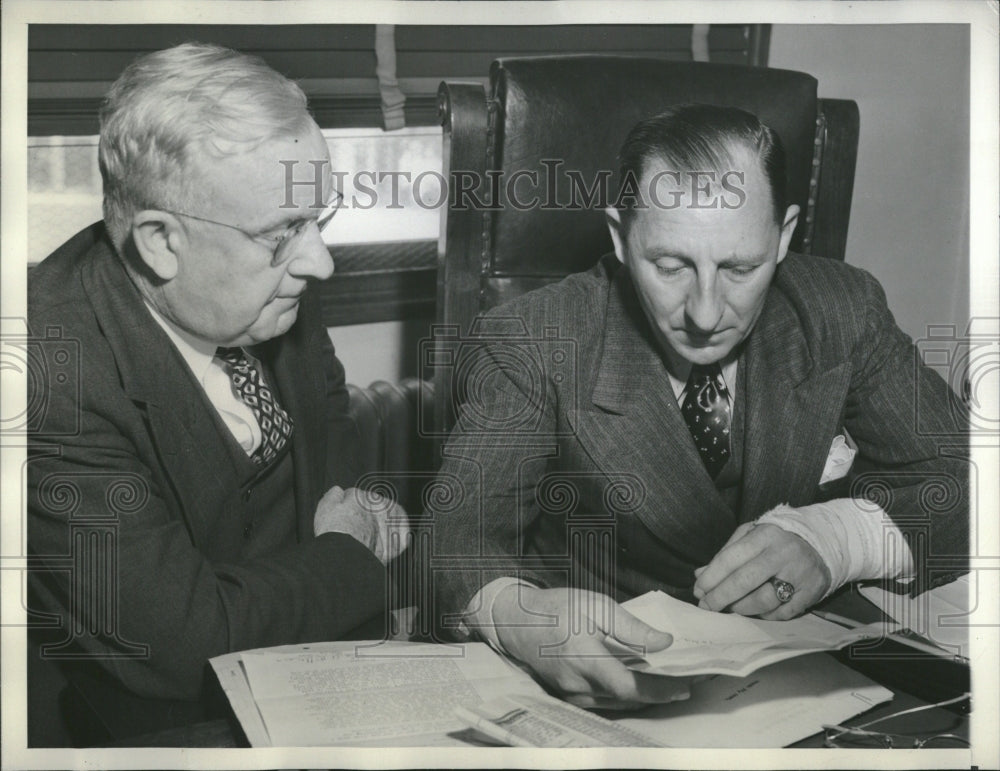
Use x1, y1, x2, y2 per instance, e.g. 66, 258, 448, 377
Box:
617, 590, 895, 677
234, 640, 550, 746
611, 652, 893, 747
860, 574, 970, 660
209, 650, 272, 747
457, 693, 663, 747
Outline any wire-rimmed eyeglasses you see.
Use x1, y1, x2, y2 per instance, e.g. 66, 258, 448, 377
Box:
822, 692, 970, 748
162, 188, 343, 268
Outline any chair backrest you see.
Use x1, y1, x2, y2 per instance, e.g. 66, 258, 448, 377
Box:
434, 56, 859, 434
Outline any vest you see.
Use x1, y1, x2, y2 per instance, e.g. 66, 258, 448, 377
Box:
601, 355, 751, 604
209, 355, 299, 560
710, 354, 747, 515
32, 357, 301, 745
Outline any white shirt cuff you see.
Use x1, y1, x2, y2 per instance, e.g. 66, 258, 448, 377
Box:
755, 499, 916, 599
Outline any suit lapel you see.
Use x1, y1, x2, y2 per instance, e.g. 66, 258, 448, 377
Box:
80, 241, 243, 543
264, 305, 327, 541
741, 279, 852, 521
573, 268, 735, 563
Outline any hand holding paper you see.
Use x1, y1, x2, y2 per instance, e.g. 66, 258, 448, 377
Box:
614, 590, 893, 678
491, 585, 692, 710
693, 521, 831, 619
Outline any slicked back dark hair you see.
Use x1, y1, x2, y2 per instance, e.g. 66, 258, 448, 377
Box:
616, 103, 787, 228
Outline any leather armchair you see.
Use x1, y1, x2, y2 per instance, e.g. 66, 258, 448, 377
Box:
433, 56, 860, 434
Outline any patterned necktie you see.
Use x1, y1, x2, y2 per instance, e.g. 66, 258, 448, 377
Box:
681, 362, 732, 478
216, 347, 294, 465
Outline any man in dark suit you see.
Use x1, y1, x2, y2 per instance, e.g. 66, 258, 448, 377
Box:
27, 43, 407, 742
429, 105, 968, 709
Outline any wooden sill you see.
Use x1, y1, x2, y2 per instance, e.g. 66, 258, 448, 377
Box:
28, 239, 438, 328
318, 240, 436, 327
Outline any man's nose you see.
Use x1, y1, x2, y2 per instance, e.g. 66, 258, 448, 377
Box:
684, 273, 724, 333
287, 225, 334, 280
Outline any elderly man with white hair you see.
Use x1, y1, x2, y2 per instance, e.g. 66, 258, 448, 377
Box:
27, 42, 408, 744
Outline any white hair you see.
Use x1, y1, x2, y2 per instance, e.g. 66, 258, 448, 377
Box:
98, 42, 314, 250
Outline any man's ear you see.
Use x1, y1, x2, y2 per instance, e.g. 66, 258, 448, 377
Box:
131, 211, 183, 281
605, 206, 627, 264
776, 203, 800, 264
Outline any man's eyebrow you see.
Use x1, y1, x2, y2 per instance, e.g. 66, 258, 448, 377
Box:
645, 248, 692, 261
259, 195, 330, 232
255, 212, 307, 233
259, 176, 334, 230
719, 253, 769, 266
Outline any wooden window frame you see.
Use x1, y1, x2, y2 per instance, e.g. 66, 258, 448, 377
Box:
27, 24, 768, 327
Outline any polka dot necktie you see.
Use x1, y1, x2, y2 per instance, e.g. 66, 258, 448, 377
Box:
681, 363, 731, 478
216, 347, 294, 465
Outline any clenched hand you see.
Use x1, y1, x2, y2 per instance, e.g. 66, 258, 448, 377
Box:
314, 485, 411, 565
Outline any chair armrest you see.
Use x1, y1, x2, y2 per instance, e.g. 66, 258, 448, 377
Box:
808, 98, 860, 261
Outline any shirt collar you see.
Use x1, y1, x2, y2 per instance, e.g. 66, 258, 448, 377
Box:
668, 355, 740, 402
143, 300, 219, 384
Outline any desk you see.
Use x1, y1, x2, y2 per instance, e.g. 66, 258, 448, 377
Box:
789, 688, 968, 748
107, 658, 969, 749
104, 588, 971, 749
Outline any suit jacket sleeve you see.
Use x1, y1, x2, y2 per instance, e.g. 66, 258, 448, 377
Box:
317, 317, 366, 491
841, 271, 969, 593
428, 310, 581, 635
28, 283, 386, 701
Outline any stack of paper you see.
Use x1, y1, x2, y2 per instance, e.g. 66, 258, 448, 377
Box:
612, 653, 892, 748
210, 592, 898, 748
859, 574, 970, 660
211, 640, 551, 746
456, 694, 664, 747
614, 590, 898, 677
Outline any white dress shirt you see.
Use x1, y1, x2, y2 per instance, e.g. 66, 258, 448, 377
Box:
144, 302, 262, 457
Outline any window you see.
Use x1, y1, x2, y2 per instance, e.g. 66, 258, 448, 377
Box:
27, 23, 768, 326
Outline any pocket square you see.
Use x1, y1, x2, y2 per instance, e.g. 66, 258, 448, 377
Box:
820, 433, 857, 485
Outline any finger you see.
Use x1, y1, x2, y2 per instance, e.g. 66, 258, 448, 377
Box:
564, 694, 647, 711
727, 581, 782, 617
729, 567, 822, 620
720, 521, 757, 550
693, 528, 769, 600
581, 655, 691, 707
699, 557, 777, 612
319, 485, 346, 504
565, 685, 689, 712
600, 602, 673, 655
757, 578, 821, 621
693, 524, 755, 593
759, 602, 806, 621
632, 672, 692, 703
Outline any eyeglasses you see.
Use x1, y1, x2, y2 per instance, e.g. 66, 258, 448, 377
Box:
822, 692, 970, 749
163, 188, 343, 267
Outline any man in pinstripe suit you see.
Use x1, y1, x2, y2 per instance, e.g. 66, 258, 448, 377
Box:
429, 105, 968, 710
